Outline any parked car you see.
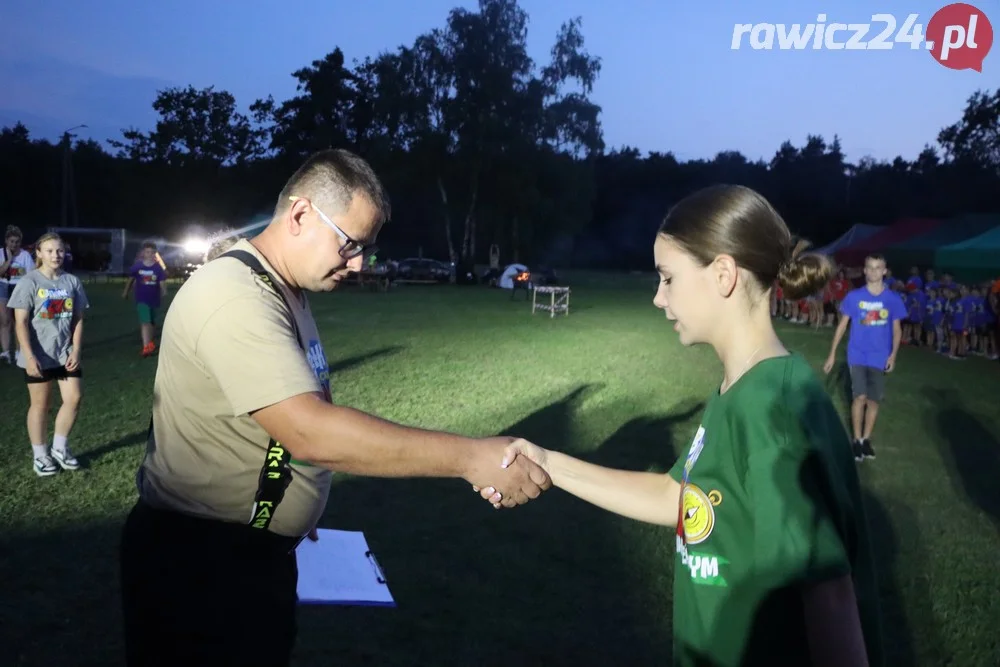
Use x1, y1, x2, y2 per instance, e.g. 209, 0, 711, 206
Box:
397, 258, 452, 283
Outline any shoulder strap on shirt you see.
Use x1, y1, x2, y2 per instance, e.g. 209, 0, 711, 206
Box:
219, 249, 302, 344
219, 249, 301, 531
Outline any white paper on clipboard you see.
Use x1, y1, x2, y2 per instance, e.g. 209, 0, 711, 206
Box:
295, 529, 395, 607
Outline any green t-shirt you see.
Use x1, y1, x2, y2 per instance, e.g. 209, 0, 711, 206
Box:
667, 353, 883, 667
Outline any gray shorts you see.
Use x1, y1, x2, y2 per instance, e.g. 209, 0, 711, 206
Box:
850, 364, 886, 402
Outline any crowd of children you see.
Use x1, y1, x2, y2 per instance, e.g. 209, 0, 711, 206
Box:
775, 264, 999, 361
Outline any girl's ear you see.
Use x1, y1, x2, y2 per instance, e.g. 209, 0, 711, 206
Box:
711, 254, 739, 298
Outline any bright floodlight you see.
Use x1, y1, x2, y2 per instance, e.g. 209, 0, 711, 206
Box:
183, 238, 210, 255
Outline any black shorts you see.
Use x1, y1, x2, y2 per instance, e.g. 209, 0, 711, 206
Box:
850, 364, 886, 402
119, 500, 300, 667
823, 301, 836, 316
24, 365, 82, 384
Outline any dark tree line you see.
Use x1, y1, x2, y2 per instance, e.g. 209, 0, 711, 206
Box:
2, 0, 999, 269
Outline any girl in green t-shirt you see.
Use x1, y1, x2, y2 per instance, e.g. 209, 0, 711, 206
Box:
478, 184, 883, 667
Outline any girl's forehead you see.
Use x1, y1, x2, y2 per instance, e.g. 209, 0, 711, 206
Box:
653, 235, 685, 262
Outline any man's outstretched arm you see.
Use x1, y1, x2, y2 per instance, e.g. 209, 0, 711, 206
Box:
252, 392, 550, 507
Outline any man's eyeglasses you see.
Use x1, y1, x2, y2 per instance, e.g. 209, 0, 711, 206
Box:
289, 196, 377, 260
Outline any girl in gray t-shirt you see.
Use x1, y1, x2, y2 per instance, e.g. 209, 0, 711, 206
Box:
7, 232, 89, 477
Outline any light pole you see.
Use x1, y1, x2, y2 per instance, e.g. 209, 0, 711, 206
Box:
60, 124, 87, 228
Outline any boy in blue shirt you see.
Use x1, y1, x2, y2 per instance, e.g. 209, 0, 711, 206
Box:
824, 254, 906, 461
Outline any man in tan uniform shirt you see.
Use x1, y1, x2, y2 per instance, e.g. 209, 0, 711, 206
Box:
119, 149, 549, 667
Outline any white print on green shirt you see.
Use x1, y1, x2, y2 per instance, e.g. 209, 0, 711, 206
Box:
676, 535, 729, 587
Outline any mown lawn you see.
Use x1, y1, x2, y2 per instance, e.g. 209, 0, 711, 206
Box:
1, 273, 998, 666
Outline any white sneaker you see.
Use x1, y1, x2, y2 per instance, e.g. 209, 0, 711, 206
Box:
51, 447, 81, 471
34, 455, 59, 477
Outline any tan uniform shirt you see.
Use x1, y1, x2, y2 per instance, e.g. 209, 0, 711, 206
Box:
136, 239, 333, 537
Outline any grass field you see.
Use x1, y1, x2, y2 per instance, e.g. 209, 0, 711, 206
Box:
1, 273, 999, 667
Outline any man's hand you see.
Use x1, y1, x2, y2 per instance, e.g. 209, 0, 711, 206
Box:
885, 355, 896, 373
463, 436, 551, 509
823, 355, 835, 375
473, 438, 550, 509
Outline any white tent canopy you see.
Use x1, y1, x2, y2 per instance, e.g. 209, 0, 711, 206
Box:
813, 224, 882, 255
498, 263, 528, 289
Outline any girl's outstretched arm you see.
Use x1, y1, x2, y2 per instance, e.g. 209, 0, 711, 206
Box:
480, 439, 681, 527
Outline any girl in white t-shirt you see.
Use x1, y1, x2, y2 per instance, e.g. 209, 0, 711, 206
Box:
0, 225, 34, 364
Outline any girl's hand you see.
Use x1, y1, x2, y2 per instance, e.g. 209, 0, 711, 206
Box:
473, 438, 551, 508
65, 350, 80, 372
25, 356, 43, 378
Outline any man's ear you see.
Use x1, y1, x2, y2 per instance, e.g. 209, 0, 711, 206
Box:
713, 254, 738, 298
285, 198, 310, 238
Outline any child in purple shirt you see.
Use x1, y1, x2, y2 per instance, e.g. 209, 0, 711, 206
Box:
123, 242, 168, 357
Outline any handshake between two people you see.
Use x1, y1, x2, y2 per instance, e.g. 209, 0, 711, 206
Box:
466, 437, 548, 509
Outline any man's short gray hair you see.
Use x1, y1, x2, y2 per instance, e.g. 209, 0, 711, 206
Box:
276, 149, 390, 224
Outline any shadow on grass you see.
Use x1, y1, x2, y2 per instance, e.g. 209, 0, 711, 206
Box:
0, 520, 126, 667
821, 374, 943, 663
83, 429, 148, 464
825, 361, 853, 415
328, 346, 405, 374
863, 489, 943, 666
926, 387, 1000, 534
297, 385, 698, 666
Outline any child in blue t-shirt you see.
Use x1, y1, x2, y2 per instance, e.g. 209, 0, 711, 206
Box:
904, 266, 923, 293
940, 288, 954, 354
948, 285, 974, 360
903, 283, 926, 345
968, 287, 985, 355
824, 254, 906, 461
924, 269, 939, 292
923, 287, 944, 351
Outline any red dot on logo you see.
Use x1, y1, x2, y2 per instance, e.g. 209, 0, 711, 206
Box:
927, 3, 994, 71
